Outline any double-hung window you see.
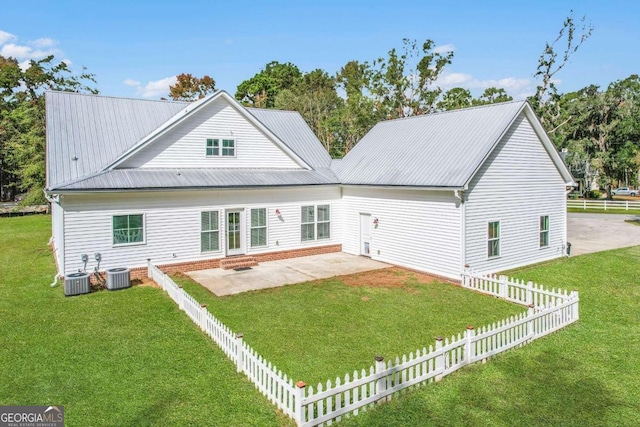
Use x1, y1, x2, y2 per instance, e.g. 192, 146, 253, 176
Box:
201, 211, 220, 252
206, 138, 235, 157
301, 205, 330, 241
250, 208, 267, 247
487, 221, 500, 258
113, 214, 144, 245
540, 215, 550, 247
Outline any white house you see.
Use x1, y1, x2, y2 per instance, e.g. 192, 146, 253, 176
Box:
45, 90, 574, 282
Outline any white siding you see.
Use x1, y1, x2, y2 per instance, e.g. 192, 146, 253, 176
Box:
341, 187, 461, 279
51, 202, 65, 273
59, 186, 341, 275
120, 97, 303, 169
464, 113, 567, 273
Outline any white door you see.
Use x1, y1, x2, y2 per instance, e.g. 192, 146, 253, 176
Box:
226, 209, 245, 256
360, 213, 371, 256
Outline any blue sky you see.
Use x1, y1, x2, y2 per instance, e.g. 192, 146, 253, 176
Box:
1, 0, 638, 100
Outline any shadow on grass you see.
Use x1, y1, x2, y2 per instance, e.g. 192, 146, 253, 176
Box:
342, 346, 621, 427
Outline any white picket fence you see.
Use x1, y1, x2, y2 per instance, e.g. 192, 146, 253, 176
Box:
568, 199, 640, 211
148, 262, 579, 427
148, 262, 297, 418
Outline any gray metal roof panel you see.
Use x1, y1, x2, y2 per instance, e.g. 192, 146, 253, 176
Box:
51, 168, 340, 191
334, 101, 527, 187
247, 108, 332, 168
46, 91, 187, 187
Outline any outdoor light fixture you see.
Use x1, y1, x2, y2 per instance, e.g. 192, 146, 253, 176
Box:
275, 209, 281, 216
373, 217, 379, 226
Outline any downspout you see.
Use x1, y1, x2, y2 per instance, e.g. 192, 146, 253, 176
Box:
44, 190, 62, 287
454, 190, 466, 275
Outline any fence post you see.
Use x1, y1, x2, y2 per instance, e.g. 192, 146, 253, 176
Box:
462, 264, 470, 288
526, 281, 533, 305
294, 381, 306, 426
147, 258, 152, 279
177, 284, 184, 311
499, 275, 508, 299
235, 333, 244, 373
375, 355, 386, 402
626, 200, 629, 211
199, 303, 208, 331
465, 326, 475, 364
527, 304, 535, 339
435, 337, 444, 381
571, 291, 579, 320
604, 200, 607, 211
583, 199, 586, 210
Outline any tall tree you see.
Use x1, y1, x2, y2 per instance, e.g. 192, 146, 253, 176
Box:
168, 73, 216, 101
367, 38, 453, 119
473, 87, 513, 105
0, 55, 96, 203
235, 61, 302, 108
437, 87, 473, 110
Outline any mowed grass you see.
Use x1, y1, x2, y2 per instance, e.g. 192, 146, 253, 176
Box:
0, 216, 289, 427
335, 249, 640, 427
568, 207, 640, 214
174, 270, 524, 385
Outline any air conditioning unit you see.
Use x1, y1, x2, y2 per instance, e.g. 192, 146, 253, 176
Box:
106, 268, 131, 290
64, 272, 91, 296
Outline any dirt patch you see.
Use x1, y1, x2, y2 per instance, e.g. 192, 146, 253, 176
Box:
337, 267, 453, 291
133, 278, 160, 288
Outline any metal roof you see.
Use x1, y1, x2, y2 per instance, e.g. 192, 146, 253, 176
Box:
247, 108, 331, 169
46, 91, 188, 187
46, 91, 334, 190
333, 101, 528, 188
51, 168, 339, 191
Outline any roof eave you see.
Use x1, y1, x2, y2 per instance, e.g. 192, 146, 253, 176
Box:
46, 182, 341, 194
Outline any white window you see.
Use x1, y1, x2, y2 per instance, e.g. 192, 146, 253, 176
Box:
113, 214, 144, 245
206, 138, 235, 157
201, 211, 220, 252
301, 205, 330, 241
488, 221, 500, 258
250, 208, 267, 247
540, 215, 549, 247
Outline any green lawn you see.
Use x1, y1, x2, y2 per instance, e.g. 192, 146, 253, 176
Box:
173, 271, 523, 385
568, 207, 640, 214
0, 216, 289, 427
3, 215, 639, 426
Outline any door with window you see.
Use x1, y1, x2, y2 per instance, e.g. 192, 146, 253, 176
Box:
226, 209, 245, 256
360, 213, 371, 256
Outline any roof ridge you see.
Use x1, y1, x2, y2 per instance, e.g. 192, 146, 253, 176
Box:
46, 90, 190, 105
377, 99, 528, 125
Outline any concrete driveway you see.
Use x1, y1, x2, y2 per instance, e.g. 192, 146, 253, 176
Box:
567, 212, 640, 255
186, 252, 389, 296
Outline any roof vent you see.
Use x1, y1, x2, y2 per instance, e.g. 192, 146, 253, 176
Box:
64, 272, 91, 296
106, 268, 131, 290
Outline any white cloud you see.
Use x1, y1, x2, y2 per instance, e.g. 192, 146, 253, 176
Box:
436, 71, 533, 100
0, 30, 16, 45
433, 43, 455, 54
123, 78, 141, 87
32, 37, 56, 48
0, 43, 33, 59
125, 76, 177, 98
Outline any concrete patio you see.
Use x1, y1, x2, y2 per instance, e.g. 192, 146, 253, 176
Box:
186, 252, 389, 296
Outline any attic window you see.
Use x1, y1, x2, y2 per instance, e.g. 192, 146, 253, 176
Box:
206, 138, 235, 157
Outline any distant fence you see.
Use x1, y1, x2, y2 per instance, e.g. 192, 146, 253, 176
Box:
568, 199, 640, 211
148, 261, 579, 427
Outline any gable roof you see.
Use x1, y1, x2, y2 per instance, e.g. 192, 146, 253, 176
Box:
103, 91, 313, 171
46, 91, 332, 190
333, 101, 573, 188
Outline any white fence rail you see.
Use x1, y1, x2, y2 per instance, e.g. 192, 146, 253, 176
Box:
148, 262, 578, 427
147, 262, 297, 418
568, 199, 640, 211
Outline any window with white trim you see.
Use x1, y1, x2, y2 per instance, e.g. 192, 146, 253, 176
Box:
301, 205, 330, 241
488, 221, 500, 258
250, 208, 267, 247
113, 214, 144, 245
540, 215, 549, 247
201, 211, 220, 252
206, 138, 235, 157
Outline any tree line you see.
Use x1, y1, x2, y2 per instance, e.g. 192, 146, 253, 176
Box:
1, 12, 636, 203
